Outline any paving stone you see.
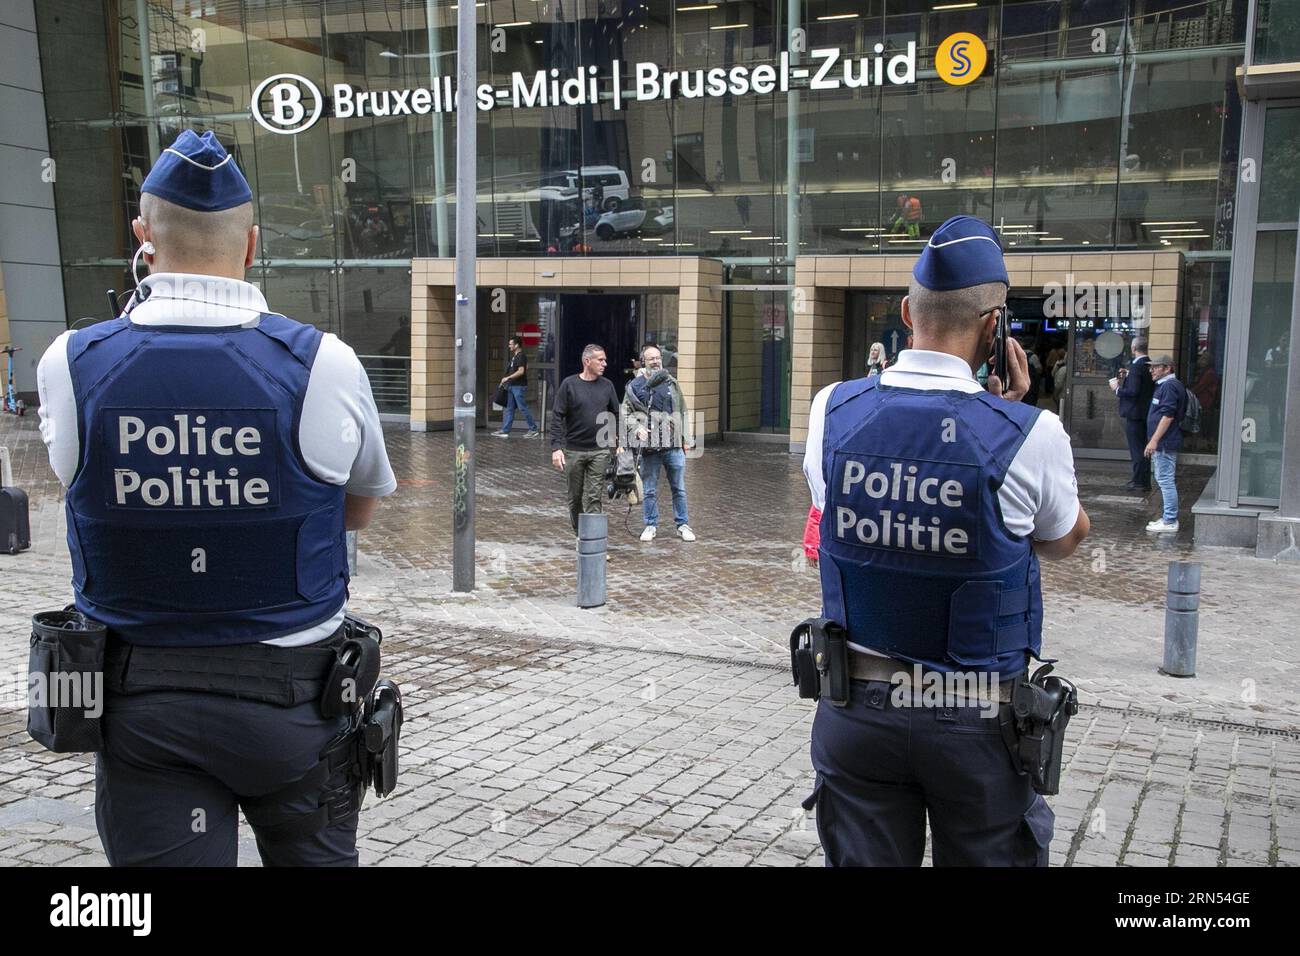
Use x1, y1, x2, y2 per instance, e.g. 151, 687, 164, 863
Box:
1, 415, 1297, 866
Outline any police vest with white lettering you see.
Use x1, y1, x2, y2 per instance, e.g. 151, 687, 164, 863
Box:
64, 314, 347, 646
819, 376, 1043, 677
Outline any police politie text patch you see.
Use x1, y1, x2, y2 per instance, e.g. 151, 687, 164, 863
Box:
829, 452, 981, 558
102, 408, 281, 510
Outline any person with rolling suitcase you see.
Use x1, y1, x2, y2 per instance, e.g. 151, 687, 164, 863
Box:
0, 446, 30, 554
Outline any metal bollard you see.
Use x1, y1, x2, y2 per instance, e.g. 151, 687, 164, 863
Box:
1160, 561, 1200, 678
576, 513, 607, 608
346, 530, 358, 577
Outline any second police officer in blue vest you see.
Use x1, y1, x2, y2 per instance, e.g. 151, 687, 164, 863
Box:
36, 130, 399, 865
798, 216, 1091, 866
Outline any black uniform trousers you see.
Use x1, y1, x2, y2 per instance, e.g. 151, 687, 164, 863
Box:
1123, 416, 1152, 489
96, 689, 358, 866
807, 679, 1054, 866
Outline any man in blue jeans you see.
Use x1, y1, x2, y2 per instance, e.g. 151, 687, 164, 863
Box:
1144, 353, 1187, 533
492, 335, 539, 438
627, 345, 696, 542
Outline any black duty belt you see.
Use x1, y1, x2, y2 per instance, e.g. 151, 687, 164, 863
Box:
104, 623, 346, 707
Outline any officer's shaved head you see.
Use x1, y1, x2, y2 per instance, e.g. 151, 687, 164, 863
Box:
906, 280, 1007, 337
139, 192, 256, 275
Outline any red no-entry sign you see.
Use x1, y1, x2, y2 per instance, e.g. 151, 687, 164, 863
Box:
518, 323, 541, 348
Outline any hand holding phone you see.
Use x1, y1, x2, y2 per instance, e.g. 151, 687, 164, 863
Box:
988, 333, 1031, 402
991, 306, 1009, 385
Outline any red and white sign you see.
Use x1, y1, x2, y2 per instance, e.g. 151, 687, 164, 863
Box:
518, 323, 541, 348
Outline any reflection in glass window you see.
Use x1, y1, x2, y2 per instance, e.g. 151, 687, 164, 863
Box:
1259, 106, 1300, 225
1254, 0, 1300, 64
1238, 230, 1295, 501
994, 60, 1121, 247
1181, 258, 1230, 455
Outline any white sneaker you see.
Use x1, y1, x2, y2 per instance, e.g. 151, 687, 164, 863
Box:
490, 430, 509, 438
524, 430, 541, 438
640, 525, 656, 542
677, 524, 697, 542
1145, 519, 1179, 533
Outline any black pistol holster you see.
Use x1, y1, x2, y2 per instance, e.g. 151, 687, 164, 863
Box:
789, 617, 850, 707
243, 616, 404, 839
1000, 662, 1079, 796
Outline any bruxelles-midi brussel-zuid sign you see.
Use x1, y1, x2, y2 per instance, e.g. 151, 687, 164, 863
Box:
250, 32, 987, 135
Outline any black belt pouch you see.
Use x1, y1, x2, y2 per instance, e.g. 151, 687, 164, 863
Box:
27, 610, 107, 753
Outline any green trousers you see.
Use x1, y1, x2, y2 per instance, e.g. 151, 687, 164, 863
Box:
565, 448, 611, 534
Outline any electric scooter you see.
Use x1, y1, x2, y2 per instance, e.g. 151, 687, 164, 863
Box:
2, 345, 24, 416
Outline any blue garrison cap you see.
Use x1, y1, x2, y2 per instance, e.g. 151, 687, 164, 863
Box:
912, 215, 1009, 291
140, 130, 252, 212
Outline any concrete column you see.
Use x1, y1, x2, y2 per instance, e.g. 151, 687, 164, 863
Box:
677, 258, 723, 439
409, 259, 455, 431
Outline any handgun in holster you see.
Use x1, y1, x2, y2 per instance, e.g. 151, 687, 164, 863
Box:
789, 617, 850, 707
321, 615, 383, 719
1002, 663, 1079, 796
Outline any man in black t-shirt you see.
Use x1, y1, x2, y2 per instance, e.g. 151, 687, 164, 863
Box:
492, 335, 539, 437
551, 344, 620, 534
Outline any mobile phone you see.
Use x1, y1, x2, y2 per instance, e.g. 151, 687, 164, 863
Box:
991, 307, 1009, 386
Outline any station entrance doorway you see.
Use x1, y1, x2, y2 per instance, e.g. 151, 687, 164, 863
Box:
477, 290, 680, 428
843, 291, 1141, 455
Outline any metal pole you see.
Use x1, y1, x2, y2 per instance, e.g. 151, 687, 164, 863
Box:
785, 0, 801, 267
136, 0, 160, 163
452, 0, 477, 592
576, 513, 608, 608
1160, 561, 1200, 678
426, 0, 450, 256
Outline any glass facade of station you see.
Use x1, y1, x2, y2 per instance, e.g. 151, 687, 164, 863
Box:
36, 0, 1249, 449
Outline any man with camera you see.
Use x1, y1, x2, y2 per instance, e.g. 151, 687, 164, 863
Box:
625, 345, 696, 543
797, 216, 1090, 866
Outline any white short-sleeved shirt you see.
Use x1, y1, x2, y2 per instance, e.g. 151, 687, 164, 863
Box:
803, 349, 1080, 542
37, 272, 398, 647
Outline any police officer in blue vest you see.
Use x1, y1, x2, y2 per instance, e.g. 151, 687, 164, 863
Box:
799, 216, 1090, 866
36, 131, 397, 865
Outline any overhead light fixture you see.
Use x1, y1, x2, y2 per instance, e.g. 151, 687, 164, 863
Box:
1038, 237, 1064, 241
709, 229, 752, 234
1140, 220, 1197, 226
642, 237, 664, 242
817, 13, 859, 20
741, 235, 780, 240
677, 3, 719, 9
534, 40, 543, 44
840, 227, 883, 232
932, 2, 978, 9
519, 238, 541, 243
710, 23, 750, 31
497, 21, 532, 28
478, 233, 513, 237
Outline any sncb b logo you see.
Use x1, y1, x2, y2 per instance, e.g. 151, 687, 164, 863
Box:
250, 73, 323, 134
935, 33, 987, 86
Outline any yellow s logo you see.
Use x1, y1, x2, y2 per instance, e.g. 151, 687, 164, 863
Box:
936, 33, 987, 86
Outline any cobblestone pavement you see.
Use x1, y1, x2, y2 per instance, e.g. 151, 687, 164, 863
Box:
1, 411, 1298, 866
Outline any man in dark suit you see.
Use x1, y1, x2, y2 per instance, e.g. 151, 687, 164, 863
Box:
1113, 335, 1155, 492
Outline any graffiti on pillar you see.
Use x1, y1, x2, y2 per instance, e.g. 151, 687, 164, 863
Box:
454, 442, 471, 529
